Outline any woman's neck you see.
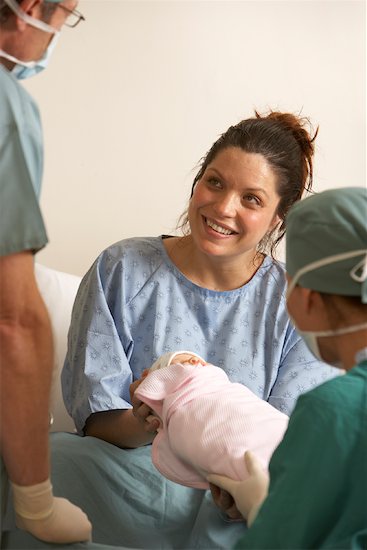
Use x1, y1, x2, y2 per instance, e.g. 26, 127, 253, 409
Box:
163, 236, 265, 291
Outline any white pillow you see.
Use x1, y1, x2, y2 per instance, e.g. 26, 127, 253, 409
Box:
35, 263, 81, 432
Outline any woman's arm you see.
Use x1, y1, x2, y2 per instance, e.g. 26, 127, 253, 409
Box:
84, 409, 156, 448
61, 251, 150, 443
83, 370, 161, 448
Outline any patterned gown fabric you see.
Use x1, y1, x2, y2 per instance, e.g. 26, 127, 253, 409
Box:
62, 236, 337, 433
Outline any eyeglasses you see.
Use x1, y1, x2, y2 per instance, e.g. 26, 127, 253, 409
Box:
56, 4, 85, 28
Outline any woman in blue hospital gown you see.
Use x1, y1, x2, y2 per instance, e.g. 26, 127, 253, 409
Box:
30, 111, 337, 549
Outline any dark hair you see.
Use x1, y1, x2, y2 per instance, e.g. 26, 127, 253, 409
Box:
0, 0, 14, 23
0, 0, 57, 24
178, 110, 318, 258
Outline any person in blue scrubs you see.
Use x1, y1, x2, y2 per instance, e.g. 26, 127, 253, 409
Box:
208, 187, 367, 549
0, 0, 91, 544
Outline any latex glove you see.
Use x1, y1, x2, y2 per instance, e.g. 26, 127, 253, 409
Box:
11, 479, 92, 543
207, 451, 269, 527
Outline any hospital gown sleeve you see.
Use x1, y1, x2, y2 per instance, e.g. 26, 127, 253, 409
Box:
61, 253, 134, 434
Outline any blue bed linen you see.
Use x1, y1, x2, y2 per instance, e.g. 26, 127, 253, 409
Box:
3, 432, 246, 549
2, 533, 118, 550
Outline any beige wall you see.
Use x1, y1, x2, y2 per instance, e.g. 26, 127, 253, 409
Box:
24, 0, 366, 276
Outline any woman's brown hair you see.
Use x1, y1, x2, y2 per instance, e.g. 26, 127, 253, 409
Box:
179, 110, 318, 258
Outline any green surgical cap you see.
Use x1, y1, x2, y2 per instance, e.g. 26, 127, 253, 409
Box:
286, 187, 367, 302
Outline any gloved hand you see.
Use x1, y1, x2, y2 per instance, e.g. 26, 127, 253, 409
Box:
11, 478, 92, 543
207, 451, 269, 526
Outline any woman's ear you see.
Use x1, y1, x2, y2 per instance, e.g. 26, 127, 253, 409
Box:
301, 287, 331, 328
269, 214, 281, 232
303, 288, 322, 312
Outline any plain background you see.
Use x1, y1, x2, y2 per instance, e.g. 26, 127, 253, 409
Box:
23, 0, 366, 276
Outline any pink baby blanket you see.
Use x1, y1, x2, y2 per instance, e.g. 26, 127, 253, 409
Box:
135, 356, 288, 489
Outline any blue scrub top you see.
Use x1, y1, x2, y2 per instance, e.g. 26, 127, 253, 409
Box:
0, 65, 48, 257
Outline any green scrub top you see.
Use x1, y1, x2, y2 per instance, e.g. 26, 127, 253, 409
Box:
0, 65, 48, 257
236, 358, 367, 549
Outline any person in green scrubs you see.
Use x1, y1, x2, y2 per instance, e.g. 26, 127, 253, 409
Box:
208, 186, 367, 549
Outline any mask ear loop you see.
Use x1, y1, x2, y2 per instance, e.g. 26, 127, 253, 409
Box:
350, 254, 367, 283
3, 0, 58, 34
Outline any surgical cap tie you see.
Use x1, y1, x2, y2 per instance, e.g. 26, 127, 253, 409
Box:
287, 249, 367, 302
350, 255, 367, 283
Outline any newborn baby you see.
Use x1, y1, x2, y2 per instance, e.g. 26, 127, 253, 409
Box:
135, 351, 288, 489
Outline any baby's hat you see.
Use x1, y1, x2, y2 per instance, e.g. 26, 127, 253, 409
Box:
150, 351, 206, 371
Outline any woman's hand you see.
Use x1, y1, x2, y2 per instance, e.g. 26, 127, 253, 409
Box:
207, 451, 269, 526
129, 371, 160, 434
209, 483, 244, 521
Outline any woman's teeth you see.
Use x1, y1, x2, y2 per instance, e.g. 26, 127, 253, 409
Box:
206, 218, 233, 235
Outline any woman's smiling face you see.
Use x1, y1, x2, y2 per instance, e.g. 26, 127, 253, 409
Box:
188, 147, 281, 262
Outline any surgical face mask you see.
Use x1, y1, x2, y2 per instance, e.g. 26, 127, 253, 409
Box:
0, 0, 60, 79
290, 318, 367, 365
287, 249, 367, 364
0, 33, 59, 80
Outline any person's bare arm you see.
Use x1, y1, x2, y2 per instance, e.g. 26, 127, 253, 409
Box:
0, 251, 53, 485
85, 373, 161, 448
84, 408, 158, 448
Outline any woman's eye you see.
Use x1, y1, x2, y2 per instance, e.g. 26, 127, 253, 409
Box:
207, 178, 222, 189
244, 194, 261, 205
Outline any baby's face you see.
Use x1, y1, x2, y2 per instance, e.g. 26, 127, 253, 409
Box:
173, 353, 206, 366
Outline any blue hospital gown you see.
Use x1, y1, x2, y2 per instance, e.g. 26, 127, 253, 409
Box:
62, 236, 336, 434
